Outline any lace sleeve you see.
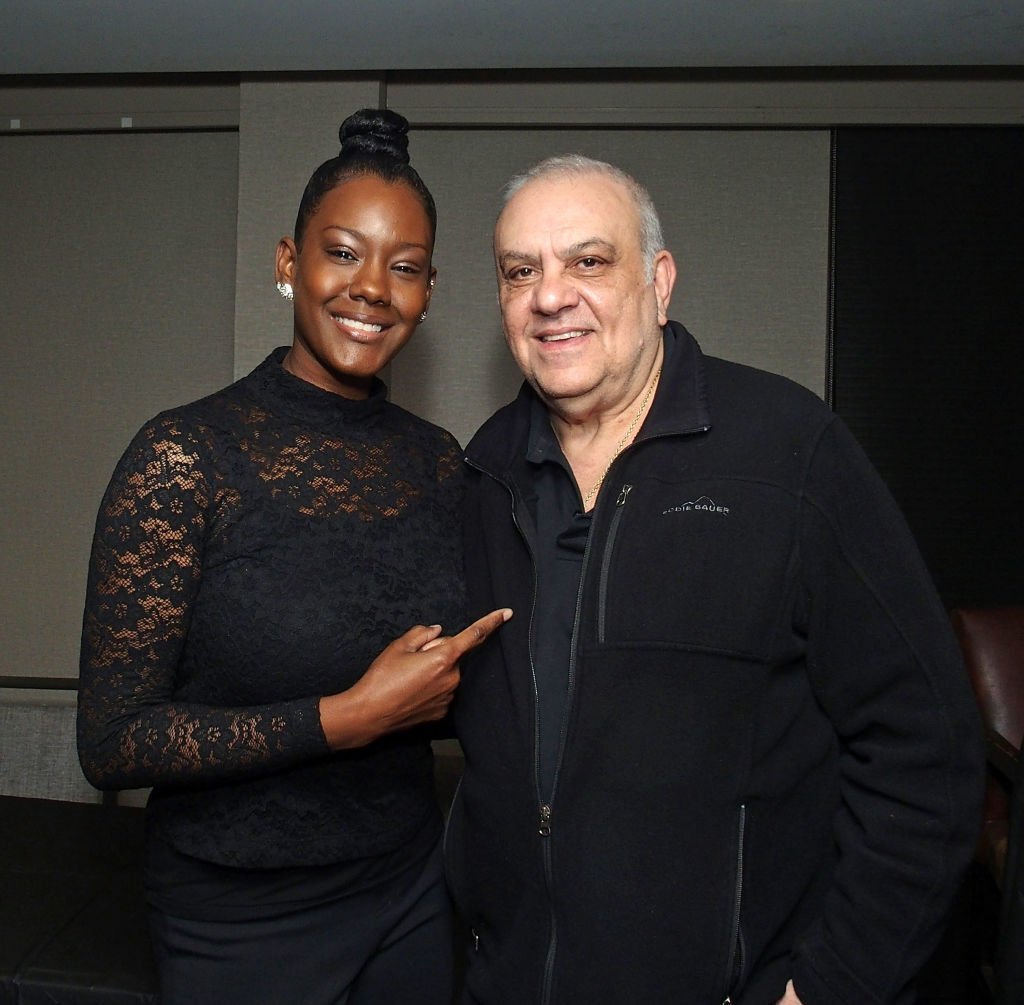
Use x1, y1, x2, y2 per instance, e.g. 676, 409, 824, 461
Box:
77, 419, 326, 791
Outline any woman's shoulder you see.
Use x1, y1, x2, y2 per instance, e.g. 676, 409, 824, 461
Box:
114, 377, 256, 479
141, 363, 272, 439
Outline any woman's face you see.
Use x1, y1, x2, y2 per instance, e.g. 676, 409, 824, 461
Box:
276, 174, 435, 398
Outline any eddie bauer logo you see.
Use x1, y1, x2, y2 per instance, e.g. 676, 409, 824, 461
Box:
662, 495, 730, 516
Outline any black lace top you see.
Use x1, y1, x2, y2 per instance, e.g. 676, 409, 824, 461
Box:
78, 348, 465, 868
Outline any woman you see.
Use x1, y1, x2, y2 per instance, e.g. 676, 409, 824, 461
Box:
77, 108, 508, 1005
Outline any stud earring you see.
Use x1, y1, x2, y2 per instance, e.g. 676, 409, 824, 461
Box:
276, 281, 294, 301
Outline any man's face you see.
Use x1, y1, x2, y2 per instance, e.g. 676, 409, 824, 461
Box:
494, 172, 673, 415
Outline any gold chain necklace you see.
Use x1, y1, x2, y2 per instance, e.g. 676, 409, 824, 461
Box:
581, 366, 661, 507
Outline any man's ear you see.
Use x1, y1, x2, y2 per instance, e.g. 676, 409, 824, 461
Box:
652, 250, 677, 326
275, 237, 298, 287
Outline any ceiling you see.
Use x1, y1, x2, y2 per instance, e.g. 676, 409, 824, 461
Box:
1, 0, 1022, 76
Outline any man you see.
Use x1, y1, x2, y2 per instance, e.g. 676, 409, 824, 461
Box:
446, 155, 982, 1005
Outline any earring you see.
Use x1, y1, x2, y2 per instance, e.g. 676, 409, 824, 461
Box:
419, 278, 435, 323
276, 281, 294, 301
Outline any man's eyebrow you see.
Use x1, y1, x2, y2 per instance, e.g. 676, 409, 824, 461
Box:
497, 240, 616, 271
559, 239, 616, 259
497, 250, 538, 270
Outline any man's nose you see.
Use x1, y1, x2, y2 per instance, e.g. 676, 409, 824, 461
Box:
531, 270, 579, 315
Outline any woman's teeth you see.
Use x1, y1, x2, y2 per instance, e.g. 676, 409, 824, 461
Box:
334, 316, 383, 333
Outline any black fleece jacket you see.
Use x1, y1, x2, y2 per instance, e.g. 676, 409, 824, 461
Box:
448, 322, 982, 1005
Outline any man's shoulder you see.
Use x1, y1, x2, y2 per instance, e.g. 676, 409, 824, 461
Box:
465, 385, 532, 462
704, 352, 824, 402
474, 394, 526, 433
702, 353, 833, 429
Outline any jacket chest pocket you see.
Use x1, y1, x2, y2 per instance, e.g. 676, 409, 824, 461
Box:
596, 477, 797, 657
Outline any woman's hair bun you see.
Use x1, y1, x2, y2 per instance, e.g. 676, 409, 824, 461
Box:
292, 106, 434, 244
338, 108, 410, 165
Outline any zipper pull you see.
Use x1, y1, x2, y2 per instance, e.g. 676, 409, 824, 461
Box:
471, 928, 480, 952
539, 803, 552, 836
616, 483, 633, 506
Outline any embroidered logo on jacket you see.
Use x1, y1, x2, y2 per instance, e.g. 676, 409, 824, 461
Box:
662, 495, 730, 516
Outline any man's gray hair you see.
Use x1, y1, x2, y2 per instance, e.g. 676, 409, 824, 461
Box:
502, 155, 666, 281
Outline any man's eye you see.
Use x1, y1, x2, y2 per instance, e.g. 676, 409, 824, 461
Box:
577, 257, 602, 269
508, 266, 534, 281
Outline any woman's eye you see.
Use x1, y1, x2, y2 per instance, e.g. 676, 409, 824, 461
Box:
393, 263, 422, 275
328, 248, 356, 261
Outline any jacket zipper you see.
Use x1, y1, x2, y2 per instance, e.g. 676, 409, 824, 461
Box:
721, 804, 747, 1003
597, 483, 632, 644
441, 774, 463, 867
508, 492, 544, 801
497, 470, 560, 1001
538, 508, 596, 1005
463, 462, 545, 968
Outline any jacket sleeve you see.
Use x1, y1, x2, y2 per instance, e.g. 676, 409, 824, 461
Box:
789, 416, 983, 1005
77, 418, 327, 791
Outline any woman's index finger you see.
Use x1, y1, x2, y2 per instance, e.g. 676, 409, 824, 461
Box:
448, 608, 512, 657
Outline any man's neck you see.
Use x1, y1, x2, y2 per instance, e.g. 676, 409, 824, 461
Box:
545, 346, 664, 510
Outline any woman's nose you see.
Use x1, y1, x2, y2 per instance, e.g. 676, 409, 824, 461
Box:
349, 259, 389, 305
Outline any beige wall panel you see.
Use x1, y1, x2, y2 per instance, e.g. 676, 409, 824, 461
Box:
391, 77, 1024, 126
0, 82, 239, 132
392, 128, 830, 447
0, 132, 237, 679
234, 79, 382, 378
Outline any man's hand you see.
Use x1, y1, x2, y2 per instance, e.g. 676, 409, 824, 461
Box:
776, 980, 804, 1005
